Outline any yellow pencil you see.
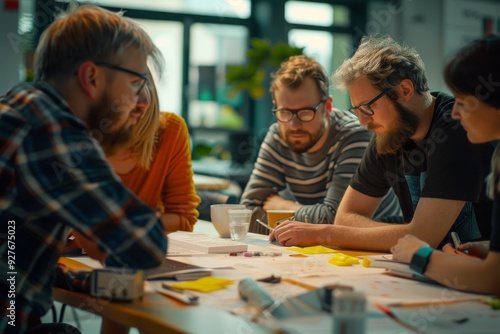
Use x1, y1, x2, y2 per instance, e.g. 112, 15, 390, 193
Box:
282, 278, 316, 290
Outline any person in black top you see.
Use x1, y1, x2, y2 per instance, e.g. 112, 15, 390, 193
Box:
270, 36, 492, 253
392, 35, 500, 295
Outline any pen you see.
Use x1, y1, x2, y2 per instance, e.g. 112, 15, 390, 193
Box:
450, 232, 461, 249
229, 251, 245, 256
256, 219, 274, 231
231, 251, 282, 257
160, 283, 199, 304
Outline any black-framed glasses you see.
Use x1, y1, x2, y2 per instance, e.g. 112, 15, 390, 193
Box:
349, 88, 391, 117
94, 61, 148, 96
272, 100, 325, 123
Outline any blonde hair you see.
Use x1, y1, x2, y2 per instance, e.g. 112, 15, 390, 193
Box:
129, 78, 162, 170
34, 3, 163, 81
270, 55, 330, 101
333, 36, 429, 95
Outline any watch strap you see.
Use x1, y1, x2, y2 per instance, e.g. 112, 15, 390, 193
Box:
409, 246, 434, 274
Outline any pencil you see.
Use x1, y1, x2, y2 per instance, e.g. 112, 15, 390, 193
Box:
255, 219, 274, 231
282, 278, 316, 290
388, 298, 484, 308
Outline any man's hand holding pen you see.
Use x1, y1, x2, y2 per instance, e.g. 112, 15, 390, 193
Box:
269, 219, 326, 247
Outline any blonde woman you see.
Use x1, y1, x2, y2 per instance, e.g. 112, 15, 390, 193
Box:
107, 78, 201, 233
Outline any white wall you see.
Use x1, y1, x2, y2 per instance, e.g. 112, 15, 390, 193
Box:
0, 5, 21, 95
367, 0, 499, 93
399, 0, 446, 91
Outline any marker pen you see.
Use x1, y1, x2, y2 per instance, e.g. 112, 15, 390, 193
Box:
230, 251, 282, 257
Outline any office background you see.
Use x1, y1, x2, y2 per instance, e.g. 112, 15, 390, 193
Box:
1, 0, 499, 169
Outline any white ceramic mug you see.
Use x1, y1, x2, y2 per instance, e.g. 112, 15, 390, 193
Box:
210, 204, 246, 238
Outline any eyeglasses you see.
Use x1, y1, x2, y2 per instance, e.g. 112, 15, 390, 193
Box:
349, 88, 391, 117
272, 100, 325, 123
94, 61, 148, 96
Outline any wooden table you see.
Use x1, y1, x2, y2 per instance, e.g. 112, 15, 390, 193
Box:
193, 174, 231, 191
53, 286, 268, 334
55, 222, 271, 334
55, 222, 492, 334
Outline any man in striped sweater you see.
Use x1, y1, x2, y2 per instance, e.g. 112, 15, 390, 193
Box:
241, 55, 401, 234
269, 37, 492, 252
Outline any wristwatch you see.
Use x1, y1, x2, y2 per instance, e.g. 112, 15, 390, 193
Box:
409, 246, 434, 274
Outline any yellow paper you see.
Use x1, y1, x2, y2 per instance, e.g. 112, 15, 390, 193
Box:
171, 277, 233, 293
328, 253, 360, 266
287, 245, 340, 254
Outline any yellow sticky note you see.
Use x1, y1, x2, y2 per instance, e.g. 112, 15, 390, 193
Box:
288, 245, 340, 254
328, 253, 360, 266
171, 277, 233, 293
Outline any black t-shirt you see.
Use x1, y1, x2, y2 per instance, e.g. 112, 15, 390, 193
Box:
489, 145, 500, 253
351, 92, 493, 245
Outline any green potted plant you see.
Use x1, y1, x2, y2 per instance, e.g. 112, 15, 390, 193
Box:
226, 38, 304, 99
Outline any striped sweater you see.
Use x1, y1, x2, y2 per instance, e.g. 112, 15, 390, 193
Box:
241, 109, 401, 227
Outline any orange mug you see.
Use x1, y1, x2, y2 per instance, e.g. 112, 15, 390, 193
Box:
266, 210, 295, 228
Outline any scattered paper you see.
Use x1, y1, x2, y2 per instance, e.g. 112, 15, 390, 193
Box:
172, 277, 233, 293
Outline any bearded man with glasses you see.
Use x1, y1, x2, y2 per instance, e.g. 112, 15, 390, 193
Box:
241, 55, 401, 234
0, 5, 167, 333
270, 36, 493, 254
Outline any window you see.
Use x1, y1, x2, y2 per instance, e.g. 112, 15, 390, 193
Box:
134, 19, 183, 114
286, 1, 353, 111
285, 1, 350, 27
288, 30, 333, 73
92, 0, 251, 18
189, 23, 248, 129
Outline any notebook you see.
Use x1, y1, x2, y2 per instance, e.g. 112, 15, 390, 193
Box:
369, 258, 437, 284
145, 258, 212, 281
167, 232, 248, 254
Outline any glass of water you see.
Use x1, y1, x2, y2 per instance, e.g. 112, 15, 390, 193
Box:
227, 208, 252, 241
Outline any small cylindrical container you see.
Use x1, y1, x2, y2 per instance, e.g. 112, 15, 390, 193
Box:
227, 208, 252, 241
332, 290, 366, 334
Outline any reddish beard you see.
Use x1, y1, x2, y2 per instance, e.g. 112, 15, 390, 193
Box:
86, 94, 137, 155
284, 122, 326, 154
374, 101, 419, 155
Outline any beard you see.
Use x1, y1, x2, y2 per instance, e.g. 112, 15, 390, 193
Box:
86, 94, 136, 155
373, 100, 420, 155
284, 118, 327, 154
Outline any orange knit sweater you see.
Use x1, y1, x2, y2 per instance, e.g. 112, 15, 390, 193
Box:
118, 112, 200, 231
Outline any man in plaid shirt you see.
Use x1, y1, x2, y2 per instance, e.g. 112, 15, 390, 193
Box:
0, 4, 167, 333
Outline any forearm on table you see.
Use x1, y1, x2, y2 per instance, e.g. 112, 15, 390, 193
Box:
319, 224, 412, 252
334, 211, 390, 228
424, 251, 500, 295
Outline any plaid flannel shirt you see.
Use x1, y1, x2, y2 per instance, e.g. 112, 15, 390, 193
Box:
0, 82, 167, 333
